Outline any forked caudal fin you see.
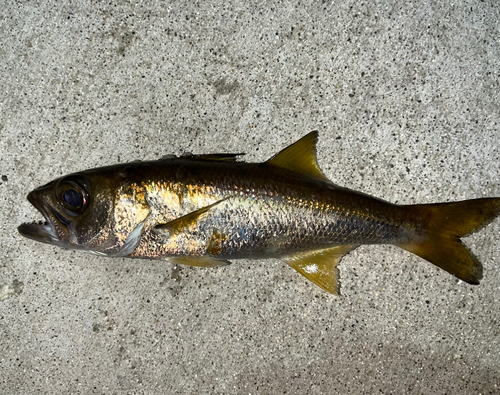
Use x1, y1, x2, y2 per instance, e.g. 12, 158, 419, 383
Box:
399, 198, 500, 284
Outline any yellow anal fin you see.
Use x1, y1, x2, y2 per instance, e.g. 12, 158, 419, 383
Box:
266, 131, 330, 182
155, 198, 228, 234
171, 256, 231, 267
283, 245, 357, 294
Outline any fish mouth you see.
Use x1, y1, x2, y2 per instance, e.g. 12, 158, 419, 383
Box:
18, 189, 69, 245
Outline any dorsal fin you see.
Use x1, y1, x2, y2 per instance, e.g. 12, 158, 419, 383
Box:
182, 153, 244, 162
266, 131, 330, 181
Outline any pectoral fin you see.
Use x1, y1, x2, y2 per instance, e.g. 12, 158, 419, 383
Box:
155, 198, 228, 234
170, 256, 231, 267
283, 245, 357, 294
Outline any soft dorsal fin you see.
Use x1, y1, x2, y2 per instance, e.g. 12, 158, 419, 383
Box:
266, 131, 330, 181
283, 245, 357, 294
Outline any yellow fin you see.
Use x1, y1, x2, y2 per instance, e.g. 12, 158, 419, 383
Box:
266, 131, 330, 181
155, 198, 228, 234
170, 256, 231, 267
399, 198, 500, 284
283, 245, 357, 294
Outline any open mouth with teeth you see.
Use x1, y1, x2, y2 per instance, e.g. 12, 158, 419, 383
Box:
18, 189, 68, 246
19, 174, 91, 250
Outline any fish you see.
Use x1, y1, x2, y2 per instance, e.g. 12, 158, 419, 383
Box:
18, 132, 500, 294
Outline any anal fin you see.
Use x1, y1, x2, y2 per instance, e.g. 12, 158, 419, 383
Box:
283, 245, 357, 294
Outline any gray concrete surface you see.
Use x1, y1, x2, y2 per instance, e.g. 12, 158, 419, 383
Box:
1, 1, 499, 394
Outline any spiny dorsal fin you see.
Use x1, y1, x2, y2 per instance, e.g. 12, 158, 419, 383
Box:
283, 245, 357, 294
183, 153, 244, 162
266, 131, 330, 181
155, 198, 228, 234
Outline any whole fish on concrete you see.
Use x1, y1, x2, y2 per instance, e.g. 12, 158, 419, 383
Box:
18, 132, 500, 294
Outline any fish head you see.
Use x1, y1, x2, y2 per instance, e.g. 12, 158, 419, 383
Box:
18, 168, 150, 256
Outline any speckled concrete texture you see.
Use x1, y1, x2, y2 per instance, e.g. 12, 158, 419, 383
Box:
1, 1, 499, 394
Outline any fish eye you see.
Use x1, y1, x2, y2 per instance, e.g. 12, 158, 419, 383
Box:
63, 188, 83, 208
56, 175, 90, 215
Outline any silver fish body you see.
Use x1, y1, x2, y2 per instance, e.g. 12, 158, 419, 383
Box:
18, 132, 500, 293
128, 159, 407, 260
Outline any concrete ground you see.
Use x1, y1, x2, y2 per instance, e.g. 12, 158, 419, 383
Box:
1, 1, 499, 394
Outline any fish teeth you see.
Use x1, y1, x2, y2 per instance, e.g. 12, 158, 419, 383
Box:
31, 220, 48, 225
26, 209, 48, 226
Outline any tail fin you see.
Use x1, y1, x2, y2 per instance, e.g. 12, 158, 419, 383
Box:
399, 198, 500, 284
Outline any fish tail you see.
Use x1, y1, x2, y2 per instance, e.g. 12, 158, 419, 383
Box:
398, 198, 500, 284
